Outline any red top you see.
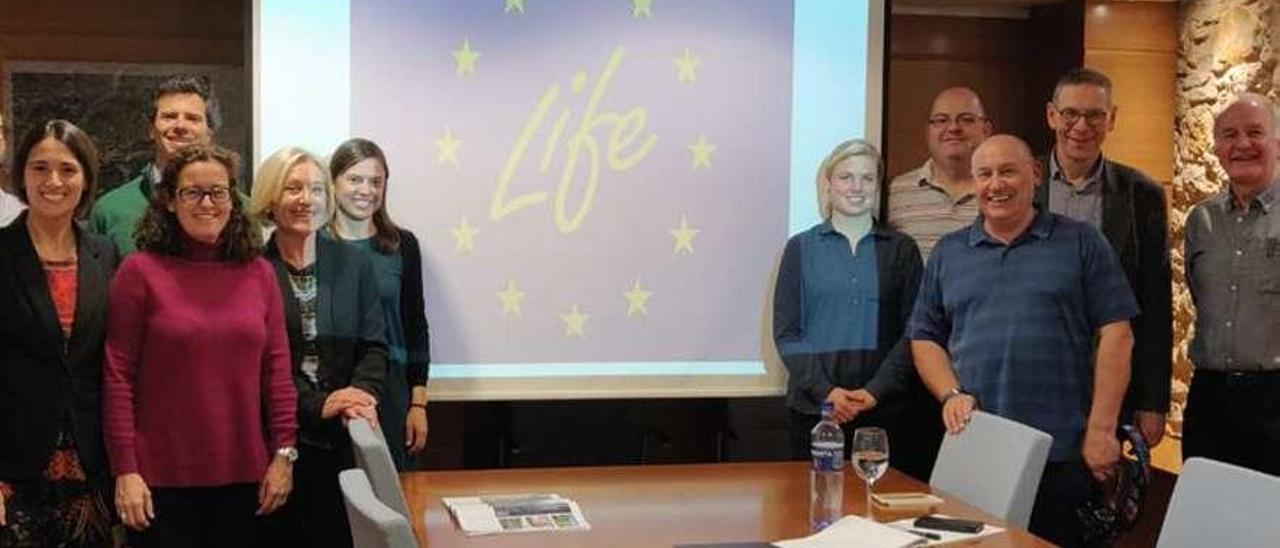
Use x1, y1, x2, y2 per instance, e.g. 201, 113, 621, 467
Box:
43, 259, 77, 338
103, 246, 297, 487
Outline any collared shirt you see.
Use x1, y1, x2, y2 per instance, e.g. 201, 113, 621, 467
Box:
0, 190, 24, 227
909, 209, 1138, 461
773, 221, 922, 416
1185, 182, 1280, 372
90, 164, 158, 254
887, 159, 979, 259
1047, 152, 1106, 228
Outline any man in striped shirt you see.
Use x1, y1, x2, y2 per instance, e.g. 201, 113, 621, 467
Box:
887, 87, 992, 258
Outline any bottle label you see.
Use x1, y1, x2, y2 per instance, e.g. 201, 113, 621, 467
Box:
811, 444, 844, 472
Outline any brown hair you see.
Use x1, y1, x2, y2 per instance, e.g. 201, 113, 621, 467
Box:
149, 74, 221, 132
11, 119, 101, 219
328, 138, 402, 253
134, 144, 260, 261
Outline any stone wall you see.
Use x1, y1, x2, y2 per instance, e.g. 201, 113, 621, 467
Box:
1172, 0, 1279, 428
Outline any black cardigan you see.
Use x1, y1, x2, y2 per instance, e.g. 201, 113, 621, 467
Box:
396, 229, 431, 386
265, 234, 388, 450
0, 213, 117, 480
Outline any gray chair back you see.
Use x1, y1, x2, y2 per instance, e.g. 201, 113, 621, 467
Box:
929, 410, 1053, 528
1156, 457, 1280, 548
338, 469, 416, 548
347, 418, 411, 518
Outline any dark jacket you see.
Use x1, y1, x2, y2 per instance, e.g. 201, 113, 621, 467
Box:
0, 213, 117, 480
265, 234, 388, 450
1036, 156, 1173, 414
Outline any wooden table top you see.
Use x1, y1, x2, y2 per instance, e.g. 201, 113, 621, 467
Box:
402, 461, 1053, 547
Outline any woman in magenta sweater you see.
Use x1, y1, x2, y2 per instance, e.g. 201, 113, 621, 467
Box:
102, 144, 298, 547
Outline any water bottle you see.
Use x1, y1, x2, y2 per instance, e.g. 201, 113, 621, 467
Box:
809, 402, 845, 532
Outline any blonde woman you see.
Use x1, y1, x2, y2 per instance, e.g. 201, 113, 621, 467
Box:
249, 146, 386, 548
771, 138, 940, 480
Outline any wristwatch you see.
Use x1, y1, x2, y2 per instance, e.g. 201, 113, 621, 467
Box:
275, 446, 299, 463
940, 387, 968, 404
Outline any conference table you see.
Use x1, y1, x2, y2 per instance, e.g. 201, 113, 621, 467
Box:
402, 461, 1053, 547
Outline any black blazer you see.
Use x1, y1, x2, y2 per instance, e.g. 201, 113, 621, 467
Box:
1036, 157, 1173, 414
0, 213, 117, 480
265, 234, 388, 451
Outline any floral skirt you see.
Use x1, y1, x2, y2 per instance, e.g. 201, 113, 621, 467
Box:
0, 428, 112, 547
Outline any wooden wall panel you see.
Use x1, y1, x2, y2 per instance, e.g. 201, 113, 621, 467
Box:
1084, 0, 1177, 183
0, 0, 243, 100
1085, 49, 1176, 182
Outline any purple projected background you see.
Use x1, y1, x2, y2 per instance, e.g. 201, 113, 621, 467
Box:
351, 0, 793, 365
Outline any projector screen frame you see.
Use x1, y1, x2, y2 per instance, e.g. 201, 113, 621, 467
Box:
250, 0, 888, 401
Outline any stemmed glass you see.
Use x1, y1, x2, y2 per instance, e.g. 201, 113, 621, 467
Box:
852, 427, 889, 518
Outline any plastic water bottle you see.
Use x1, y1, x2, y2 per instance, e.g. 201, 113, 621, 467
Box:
809, 402, 845, 532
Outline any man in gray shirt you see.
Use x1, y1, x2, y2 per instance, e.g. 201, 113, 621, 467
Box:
1183, 93, 1280, 476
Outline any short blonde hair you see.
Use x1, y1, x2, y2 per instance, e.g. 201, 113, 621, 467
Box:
249, 146, 334, 228
815, 138, 883, 220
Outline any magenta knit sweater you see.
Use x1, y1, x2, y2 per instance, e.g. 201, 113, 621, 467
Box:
103, 248, 297, 487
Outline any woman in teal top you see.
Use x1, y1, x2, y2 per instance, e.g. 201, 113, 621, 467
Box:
326, 138, 430, 469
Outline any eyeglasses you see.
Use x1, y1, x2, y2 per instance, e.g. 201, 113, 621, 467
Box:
176, 185, 232, 205
1052, 105, 1110, 126
928, 113, 986, 128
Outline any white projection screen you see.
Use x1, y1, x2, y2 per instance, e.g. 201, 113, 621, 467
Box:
253, 0, 886, 400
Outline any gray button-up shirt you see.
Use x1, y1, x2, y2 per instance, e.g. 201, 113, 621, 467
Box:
1185, 182, 1280, 371
1047, 152, 1105, 228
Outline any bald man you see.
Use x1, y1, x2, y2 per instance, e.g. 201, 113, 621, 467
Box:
887, 87, 992, 258
909, 135, 1136, 547
1183, 94, 1280, 476
0, 111, 27, 227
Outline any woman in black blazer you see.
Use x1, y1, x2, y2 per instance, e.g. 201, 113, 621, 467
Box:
0, 120, 116, 546
248, 146, 387, 548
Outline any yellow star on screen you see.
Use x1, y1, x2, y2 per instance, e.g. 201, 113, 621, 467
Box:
450, 218, 480, 254
675, 49, 699, 83
623, 280, 652, 317
452, 39, 481, 76
670, 216, 700, 256
560, 305, 590, 337
631, 0, 653, 19
434, 128, 462, 167
687, 135, 715, 170
496, 280, 526, 317
504, 0, 525, 14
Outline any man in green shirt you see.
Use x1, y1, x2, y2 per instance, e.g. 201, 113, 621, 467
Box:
91, 75, 217, 253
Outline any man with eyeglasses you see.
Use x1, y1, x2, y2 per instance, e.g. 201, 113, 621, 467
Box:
91, 75, 219, 254
0, 110, 26, 226
1183, 94, 1280, 476
887, 87, 992, 259
1035, 67, 1172, 452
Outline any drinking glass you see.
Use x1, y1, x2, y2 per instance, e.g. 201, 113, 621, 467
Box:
852, 427, 889, 517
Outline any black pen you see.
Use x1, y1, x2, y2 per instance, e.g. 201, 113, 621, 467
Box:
908, 529, 942, 541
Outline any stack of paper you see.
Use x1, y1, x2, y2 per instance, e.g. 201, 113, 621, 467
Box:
772, 515, 928, 548
442, 493, 591, 536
